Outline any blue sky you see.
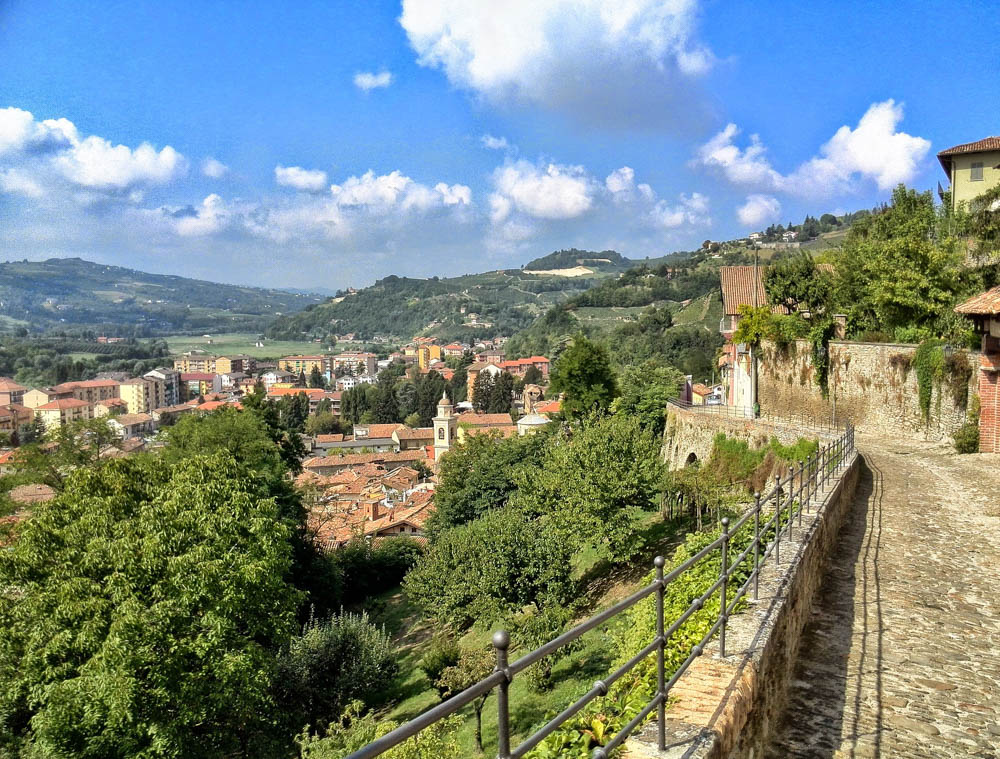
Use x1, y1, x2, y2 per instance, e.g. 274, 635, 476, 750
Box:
1, 0, 997, 290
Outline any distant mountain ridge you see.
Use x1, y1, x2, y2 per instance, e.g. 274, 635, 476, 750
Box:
0, 257, 323, 335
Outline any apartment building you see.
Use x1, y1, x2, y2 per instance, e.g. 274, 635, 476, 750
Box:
144, 367, 181, 407
35, 398, 91, 430
278, 355, 330, 376
120, 377, 166, 415
0, 378, 27, 406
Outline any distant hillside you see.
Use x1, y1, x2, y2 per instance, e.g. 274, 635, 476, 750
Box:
523, 248, 632, 273
0, 258, 323, 336
264, 253, 638, 342
504, 260, 725, 373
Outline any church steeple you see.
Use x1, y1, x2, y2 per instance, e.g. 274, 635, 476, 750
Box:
433, 389, 456, 462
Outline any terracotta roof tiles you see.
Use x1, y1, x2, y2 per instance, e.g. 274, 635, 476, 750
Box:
955, 285, 1000, 316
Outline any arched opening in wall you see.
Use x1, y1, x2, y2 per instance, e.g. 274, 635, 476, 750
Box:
684, 452, 699, 467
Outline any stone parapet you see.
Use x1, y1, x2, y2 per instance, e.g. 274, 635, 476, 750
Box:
629, 448, 861, 758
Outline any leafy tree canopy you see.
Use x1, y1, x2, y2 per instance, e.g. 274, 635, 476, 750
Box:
0, 453, 303, 758
548, 334, 618, 419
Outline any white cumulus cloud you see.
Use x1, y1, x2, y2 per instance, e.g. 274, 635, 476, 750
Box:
651, 192, 710, 228
353, 70, 394, 91
695, 100, 931, 198
737, 194, 782, 227
489, 160, 596, 223
0, 107, 186, 197
399, 0, 714, 129
275, 165, 329, 193
201, 157, 229, 178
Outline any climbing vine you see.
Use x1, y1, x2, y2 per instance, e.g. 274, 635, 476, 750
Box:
808, 317, 836, 398
943, 350, 973, 409
913, 339, 944, 422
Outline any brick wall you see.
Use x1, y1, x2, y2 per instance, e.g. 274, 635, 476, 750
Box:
980, 354, 1000, 453
757, 340, 978, 441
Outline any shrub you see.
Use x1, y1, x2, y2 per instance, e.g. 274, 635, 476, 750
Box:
333, 537, 423, 605
943, 350, 973, 409
953, 395, 980, 454
419, 634, 462, 697
953, 423, 980, 454
298, 701, 462, 759
276, 611, 397, 731
893, 325, 934, 344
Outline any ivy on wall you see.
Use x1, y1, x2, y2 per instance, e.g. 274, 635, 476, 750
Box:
808, 317, 837, 398
913, 339, 944, 422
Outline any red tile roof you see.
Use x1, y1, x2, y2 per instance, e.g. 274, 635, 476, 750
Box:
535, 399, 561, 414
97, 398, 128, 407
954, 285, 1000, 316
197, 400, 241, 412
0, 378, 27, 393
394, 427, 434, 441
181, 372, 216, 381
316, 433, 345, 443
267, 387, 326, 398
110, 413, 153, 426
691, 383, 711, 397
937, 137, 1000, 174
304, 449, 428, 471
37, 398, 90, 410
356, 423, 405, 439
456, 412, 513, 427
719, 266, 788, 317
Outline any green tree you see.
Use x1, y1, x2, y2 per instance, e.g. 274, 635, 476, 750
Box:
548, 334, 618, 419
309, 365, 326, 389
275, 612, 396, 731
403, 506, 574, 629
764, 251, 832, 315
514, 414, 666, 560
522, 365, 543, 386
833, 186, 965, 335
435, 648, 494, 753
0, 454, 303, 758
427, 430, 550, 536
0, 417, 119, 493
306, 411, 341, 436
471, 370, 495, 413
487, 371, 515, 413
372, 374, 401, 423
612, 360, 685, 437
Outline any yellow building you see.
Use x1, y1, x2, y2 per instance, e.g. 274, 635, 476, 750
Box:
35, 398, 91, 430
938, 137, 1000, 212
120, 377, 165, 414
416, 345, 442, 370
278, 355, 329, 376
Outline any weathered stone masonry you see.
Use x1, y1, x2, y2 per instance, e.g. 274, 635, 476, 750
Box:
757, 339, 977, 441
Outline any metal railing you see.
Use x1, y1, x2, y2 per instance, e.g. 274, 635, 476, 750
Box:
667, 397, 846, 433
346, 423, 856, 759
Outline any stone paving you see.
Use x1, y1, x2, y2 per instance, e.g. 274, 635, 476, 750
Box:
764, 440, 1000, 758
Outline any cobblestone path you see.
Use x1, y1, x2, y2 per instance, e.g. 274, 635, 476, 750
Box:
765, 440, 1000, 758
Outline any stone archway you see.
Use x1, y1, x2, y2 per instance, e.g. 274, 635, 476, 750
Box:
685, 451, 699, 467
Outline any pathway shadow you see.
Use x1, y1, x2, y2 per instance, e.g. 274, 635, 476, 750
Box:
765, 453, 886, 758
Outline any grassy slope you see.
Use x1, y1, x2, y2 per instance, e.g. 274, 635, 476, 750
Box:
373, 511, 691, 757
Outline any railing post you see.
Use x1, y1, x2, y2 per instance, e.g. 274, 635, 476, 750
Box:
493, 630, 511, 759
719, 518, 729, 658
654, 555, 666, 751
797, 459, 804, 527
753, 492, 761, 601
773, 474, 781, 566
786, 473, 794, 541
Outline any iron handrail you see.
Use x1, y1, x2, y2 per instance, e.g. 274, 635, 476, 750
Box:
345, 422, 855, 759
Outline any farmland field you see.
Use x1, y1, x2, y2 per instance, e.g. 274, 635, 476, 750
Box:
164, 332, 337, 359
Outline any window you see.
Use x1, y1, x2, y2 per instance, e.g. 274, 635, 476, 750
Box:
438, 427, 444, 440
971, 162, 984, 181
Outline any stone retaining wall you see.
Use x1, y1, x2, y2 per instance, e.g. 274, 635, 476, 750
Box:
631, 441, 861, 758
662, 404, 837, 471
757, 339, 977, 441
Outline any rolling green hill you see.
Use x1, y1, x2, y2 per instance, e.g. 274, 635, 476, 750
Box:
0, 258, 322, 336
